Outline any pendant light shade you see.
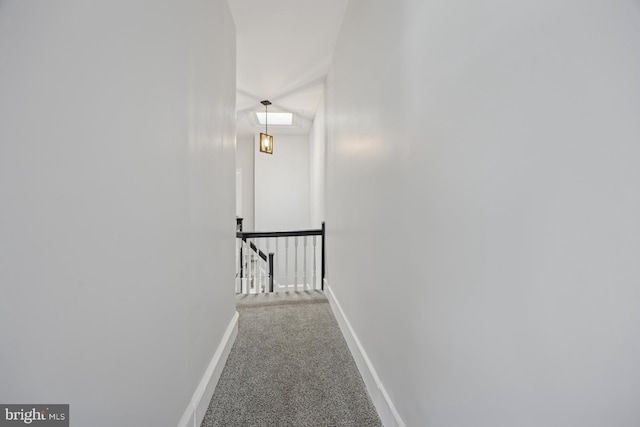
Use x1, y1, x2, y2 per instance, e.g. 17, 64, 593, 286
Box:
259, 132, 273, 154
259, 100, 273, 154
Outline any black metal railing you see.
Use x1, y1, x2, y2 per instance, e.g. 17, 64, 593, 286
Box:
235, 218, 325, 294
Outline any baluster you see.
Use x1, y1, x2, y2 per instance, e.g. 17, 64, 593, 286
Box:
235, 237, 239, 293
263, 239, 268, 292
252, 238, 258, 293
285, 237, 289, 291
254, 238, 260, 293
236, 238, 242, 294
239, 238, 244, 294
257, 239, 261, 293
251, 238, 256, 293
258, 239, 269, 292
312, 235, 317, 290
294, 236, 299, 292
258, 242, 262, 292
252, 238, 257, 293
256, 240, 265, 293
266, 238, 271, 293
243, 238, 249, 294
247, 238, 253, 293
303, 236, 308, 290
275, 238, 280, 292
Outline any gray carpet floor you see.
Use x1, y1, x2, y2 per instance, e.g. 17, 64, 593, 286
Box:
200, 291, 382, 427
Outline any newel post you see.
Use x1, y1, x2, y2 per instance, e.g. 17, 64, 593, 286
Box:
321, 222, 325, 291
268, 253, 275, 292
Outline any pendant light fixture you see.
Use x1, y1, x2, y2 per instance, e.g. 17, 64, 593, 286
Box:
259, 100, 273, 154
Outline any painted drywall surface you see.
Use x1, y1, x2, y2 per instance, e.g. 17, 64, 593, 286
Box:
325, 0, 640, 426
254, 134, 310, 231
236, 134, 255, 230
0, 1, 236, 426
309, 92, 327, 229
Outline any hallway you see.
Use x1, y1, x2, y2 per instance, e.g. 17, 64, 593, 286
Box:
200, 292, 381, 427
2, 1, 640, 426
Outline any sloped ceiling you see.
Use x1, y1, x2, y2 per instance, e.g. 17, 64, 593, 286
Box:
228, 0, 349, 137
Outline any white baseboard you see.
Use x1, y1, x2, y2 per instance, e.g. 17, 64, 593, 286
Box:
325, 281, 406, 427
177, 311, 239, 427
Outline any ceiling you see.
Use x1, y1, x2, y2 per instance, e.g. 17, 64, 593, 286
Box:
228, 0, 350, 137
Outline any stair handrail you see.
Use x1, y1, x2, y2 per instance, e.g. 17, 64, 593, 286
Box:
235, 220, 326, 292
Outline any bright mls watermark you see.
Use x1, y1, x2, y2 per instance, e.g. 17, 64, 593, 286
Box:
0, 405, 68, 426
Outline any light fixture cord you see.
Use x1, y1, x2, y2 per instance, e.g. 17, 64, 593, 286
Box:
265, 103, 268, 135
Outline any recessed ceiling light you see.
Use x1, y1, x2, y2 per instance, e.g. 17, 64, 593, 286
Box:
256, 112, 293, 126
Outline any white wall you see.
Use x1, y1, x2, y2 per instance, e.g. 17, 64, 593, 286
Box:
236, 134, 255, 230
309, 92, 327, 228
0, 1, 237, 426
254, 134, 310, 231
325, 1, 640, 426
